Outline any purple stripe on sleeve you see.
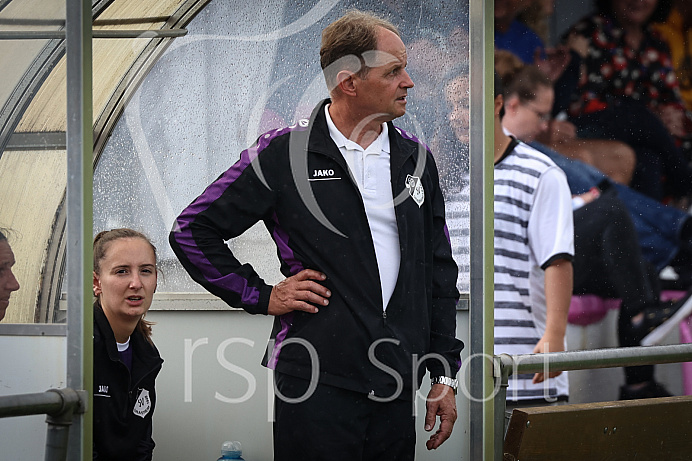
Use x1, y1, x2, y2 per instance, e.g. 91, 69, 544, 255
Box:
172, 124, 306, 306
271, 212, 304, 275
443, 223, 451, 245
267, 312, 294, 369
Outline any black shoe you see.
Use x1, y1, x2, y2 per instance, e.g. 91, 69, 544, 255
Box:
640, 289, 692, 346
619, 381, 672, 400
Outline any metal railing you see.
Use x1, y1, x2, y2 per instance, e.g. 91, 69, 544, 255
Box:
0, 388, 87, 461
492, 343, 692, 460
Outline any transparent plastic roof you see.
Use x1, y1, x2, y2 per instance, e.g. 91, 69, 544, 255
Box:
0, 0, 199, 323
92, 0, 471, 295
0, 0, 65, 119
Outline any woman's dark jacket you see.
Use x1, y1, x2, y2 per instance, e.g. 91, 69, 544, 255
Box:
93, 302, 163, 461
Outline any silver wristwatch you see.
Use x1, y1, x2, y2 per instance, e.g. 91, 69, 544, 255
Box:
431, 376, 458, 394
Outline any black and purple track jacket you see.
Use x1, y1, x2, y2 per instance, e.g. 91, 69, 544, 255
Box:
170, 99, 463, 400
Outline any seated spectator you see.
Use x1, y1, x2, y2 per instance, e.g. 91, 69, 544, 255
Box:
495, 59, 692, 279
495, 0, 590, 111
0, 229, 20, 322
438, 63, 690, 283
498, 64, 691, 399
563, 0, 692, 202
93, 228, 163, 459
571, 188, 679, 398
495, 0, 547, 64
538, 141, 692, 276
497, 0, 639, 183
495, 49, 636, 185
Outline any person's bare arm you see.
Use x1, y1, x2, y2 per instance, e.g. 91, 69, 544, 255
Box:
533, 259, 573, 384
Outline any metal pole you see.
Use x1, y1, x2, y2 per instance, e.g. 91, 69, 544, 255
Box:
492, 357, 510, 461
0, 391, 66, 417
45, 417, 73, 461
0, 389, 83, 461
469, 0, 495, 459
499, 343, 692, 376
65, 0, 93, 458
44, 389, 84, 461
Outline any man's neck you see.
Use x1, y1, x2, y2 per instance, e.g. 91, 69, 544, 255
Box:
494, 124, 512, 163
328, 102, 384, 149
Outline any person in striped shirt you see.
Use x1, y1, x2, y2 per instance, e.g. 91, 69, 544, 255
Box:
493, 70, 575, 407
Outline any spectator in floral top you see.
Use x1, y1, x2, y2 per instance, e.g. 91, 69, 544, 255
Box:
564, 0, 692, 203
495, 1, 637, 186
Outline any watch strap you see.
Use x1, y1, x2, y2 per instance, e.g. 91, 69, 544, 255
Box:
431, 376, 458, 394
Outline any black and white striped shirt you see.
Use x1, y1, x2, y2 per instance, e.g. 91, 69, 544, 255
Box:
494, 138, 574, 401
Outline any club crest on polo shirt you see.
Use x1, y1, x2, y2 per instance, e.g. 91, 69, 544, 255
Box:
133, 388, 152, 418
405, 175, 424, 207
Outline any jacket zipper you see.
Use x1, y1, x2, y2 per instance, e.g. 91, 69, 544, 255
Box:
310, 148, 386, 311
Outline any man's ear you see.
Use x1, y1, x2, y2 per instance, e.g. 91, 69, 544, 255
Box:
336, 70, 357, 96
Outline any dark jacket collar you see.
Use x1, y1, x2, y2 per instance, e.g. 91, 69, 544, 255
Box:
94, 300, 123, 363
93, 301, 162, 376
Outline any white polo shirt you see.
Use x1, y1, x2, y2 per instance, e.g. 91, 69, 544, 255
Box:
325, 105, 401, 310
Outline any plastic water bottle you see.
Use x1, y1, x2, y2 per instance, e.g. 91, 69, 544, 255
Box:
217, 441, 244, 460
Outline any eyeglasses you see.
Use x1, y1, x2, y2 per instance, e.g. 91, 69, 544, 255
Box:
523, 104, 551, 122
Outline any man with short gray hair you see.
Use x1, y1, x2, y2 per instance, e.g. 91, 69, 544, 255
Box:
170, 10, 463, 459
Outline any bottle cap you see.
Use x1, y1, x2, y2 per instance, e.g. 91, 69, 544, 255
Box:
221, 441, 242, 456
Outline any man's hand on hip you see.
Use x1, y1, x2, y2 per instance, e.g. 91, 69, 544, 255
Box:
424, 383, 457, 450
268, 269, 331, 315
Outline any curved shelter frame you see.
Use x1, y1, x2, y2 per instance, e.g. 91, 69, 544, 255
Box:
0, 0, 209, 324
0, 1, 492, 459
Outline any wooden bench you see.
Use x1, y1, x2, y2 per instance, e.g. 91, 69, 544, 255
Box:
503, 396, 692, 460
